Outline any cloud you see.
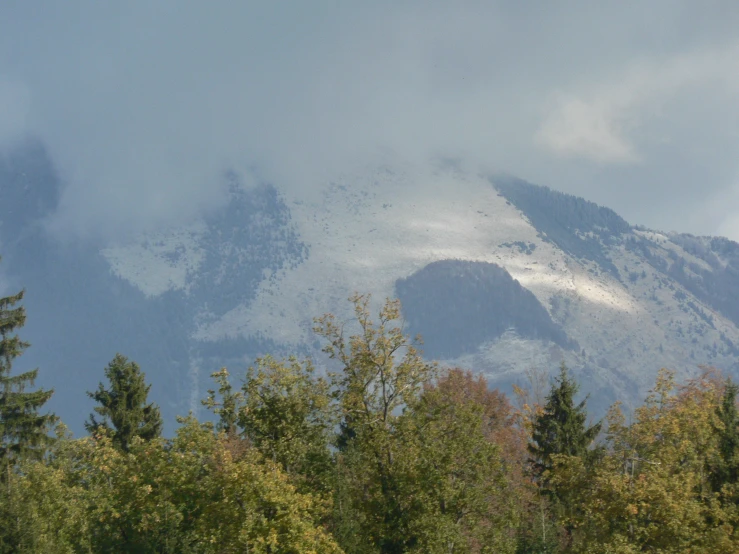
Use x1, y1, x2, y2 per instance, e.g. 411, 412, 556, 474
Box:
2, 1, 739, 240
536, 45, 739, 165
0, 78, 30, 150
536, 96, 639, 164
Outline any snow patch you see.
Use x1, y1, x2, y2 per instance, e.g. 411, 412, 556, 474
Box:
101, 222, 207, 297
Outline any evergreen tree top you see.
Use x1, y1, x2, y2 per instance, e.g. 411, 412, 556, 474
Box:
0, 266, 56, 468
529, 363, 601, 474
86, 353, 162, 452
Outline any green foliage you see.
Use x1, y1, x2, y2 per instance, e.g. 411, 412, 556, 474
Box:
314, 293, 436, 450
240, 356, 335, 494
0, 425, 93, 553
527, 363, 601, 548
712, 377, 739, 493
315, 294, 521, 553
0, 267, 56, 552
551, 369, 738, 553
0, 279, 56, 471
202, 367, 243, 435
12, 288, 739, 552
529, 363, 602, 488
86, 353, 162, 452
203, 356, 336, 498
314, 294, 435, 552
4, 418, 342, 553
402, 384, 519, 552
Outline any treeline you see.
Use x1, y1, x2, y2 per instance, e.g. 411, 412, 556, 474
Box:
4, 283, 739, 552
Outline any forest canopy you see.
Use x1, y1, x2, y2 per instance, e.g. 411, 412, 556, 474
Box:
2, 285, 739, 553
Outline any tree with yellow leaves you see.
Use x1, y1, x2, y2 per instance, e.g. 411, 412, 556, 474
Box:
5, 418, 342, 553
552, 369, 737, 553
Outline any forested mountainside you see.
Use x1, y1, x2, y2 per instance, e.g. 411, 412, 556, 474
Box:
3, 141, 739, 432
396, 259, 576, 359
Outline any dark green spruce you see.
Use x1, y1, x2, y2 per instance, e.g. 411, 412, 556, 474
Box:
529, 363, 602, 493
0, 277, 55, 474
86, 353, 162, 451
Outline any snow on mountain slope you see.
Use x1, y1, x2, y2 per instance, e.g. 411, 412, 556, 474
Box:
196, 164, 566, 346
13, 140, 739, 429
98, 161, 739, 412
102, 222, 208, 296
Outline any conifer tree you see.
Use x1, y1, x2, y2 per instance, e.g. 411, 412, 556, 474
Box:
0, 274, 56, 553
0, 281, 55, 475
529, 363, 601, 497
86, 353, 162, 452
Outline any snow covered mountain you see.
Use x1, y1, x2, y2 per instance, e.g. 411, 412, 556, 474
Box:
4, 143, 739, 432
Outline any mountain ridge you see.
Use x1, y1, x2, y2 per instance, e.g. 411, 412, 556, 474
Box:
2, 143, 738, 432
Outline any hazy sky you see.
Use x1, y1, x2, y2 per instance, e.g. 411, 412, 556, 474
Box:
2, 1, 739, 241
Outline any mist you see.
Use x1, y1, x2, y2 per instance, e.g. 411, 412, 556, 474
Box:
2, 1, 739, 241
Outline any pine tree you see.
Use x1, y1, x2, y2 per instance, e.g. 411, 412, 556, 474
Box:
0, 277, 56, 552
529, 363, 601, 498
86, 353, 162, 452
0, 282, 56, 475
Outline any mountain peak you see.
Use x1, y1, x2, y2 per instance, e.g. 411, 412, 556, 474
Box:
3, 154, 739, 431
